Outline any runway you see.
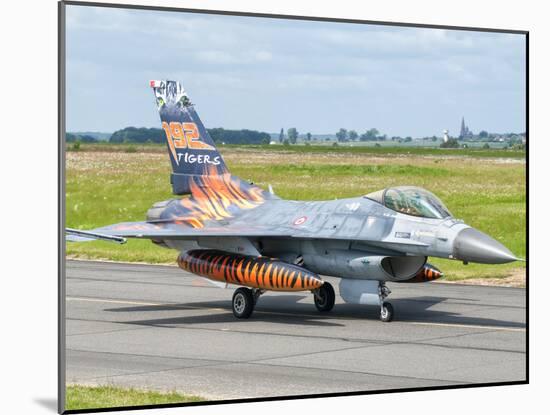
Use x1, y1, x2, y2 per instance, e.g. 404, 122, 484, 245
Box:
65, 260, 526, 400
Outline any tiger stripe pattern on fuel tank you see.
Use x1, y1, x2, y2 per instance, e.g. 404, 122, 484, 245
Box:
177, 249, 324, 291
399, 263, 443, 283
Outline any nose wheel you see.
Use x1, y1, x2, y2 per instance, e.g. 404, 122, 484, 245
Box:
380, 302, 394, 322
379, 282, 394, 322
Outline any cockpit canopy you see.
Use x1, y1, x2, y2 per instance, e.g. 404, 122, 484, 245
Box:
365, 186, 452, 219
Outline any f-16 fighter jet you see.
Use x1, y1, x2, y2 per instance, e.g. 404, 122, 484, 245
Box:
66, 80, 521, 322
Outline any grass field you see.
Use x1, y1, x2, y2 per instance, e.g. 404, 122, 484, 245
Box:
65, 385, 203, 410
71, 142, 525, 158
66, 145, 526, 282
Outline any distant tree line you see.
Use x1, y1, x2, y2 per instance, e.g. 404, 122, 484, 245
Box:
440, 138, 460, 148
458, 129, 525, 143
335, 128, 387, 142
109, 127, 164, 143
278, 127, 390, 144
70, 126, 526, 147
106, 127, 271, 145
278, 128, 301, 144
66, 133, 98, 143
208, 128, 270, 145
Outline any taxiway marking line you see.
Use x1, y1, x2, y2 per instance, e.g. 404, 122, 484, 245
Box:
410, 321, 525, 332
66, 296, 227, 311
68, 296, 184, 307
66, 296, 525, 333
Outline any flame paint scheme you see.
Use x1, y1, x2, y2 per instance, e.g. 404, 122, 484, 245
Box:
66, 80, 521, 322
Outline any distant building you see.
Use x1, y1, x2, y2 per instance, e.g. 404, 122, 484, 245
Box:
443, 130, 449, 143
459, 117, 473, 140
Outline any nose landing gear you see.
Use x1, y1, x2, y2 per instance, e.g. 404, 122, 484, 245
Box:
379, 282, 394, 322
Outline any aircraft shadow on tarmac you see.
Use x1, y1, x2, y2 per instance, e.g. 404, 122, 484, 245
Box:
106, 295, 347, 327
388, 296, 525, 328
104, 294, 525, 329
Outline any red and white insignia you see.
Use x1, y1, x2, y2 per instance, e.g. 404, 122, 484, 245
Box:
293, 216, 307, 226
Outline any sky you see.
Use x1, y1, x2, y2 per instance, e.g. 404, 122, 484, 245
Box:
65, 5, 526, 137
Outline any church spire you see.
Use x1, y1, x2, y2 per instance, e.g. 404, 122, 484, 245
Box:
459, 116, 467, 140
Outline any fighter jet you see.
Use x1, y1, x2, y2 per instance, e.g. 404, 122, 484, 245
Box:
66, 80, 521, 322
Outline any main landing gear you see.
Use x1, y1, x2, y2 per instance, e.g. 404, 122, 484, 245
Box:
313, 282, 335, 312
232, 287, 264, 319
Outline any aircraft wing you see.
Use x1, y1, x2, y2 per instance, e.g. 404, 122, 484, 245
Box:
66, 221, 290, 243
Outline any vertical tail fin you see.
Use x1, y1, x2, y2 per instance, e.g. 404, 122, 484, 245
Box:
150, 80, 228, 195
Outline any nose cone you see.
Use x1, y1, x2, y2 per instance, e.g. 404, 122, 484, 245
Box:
453, 228, 518, 264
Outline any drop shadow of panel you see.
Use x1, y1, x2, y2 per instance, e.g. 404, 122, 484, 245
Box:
34, 398, 57, 412
105, 295, 345, 327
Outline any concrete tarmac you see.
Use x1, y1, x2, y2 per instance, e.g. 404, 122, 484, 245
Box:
65, 260, 526, 400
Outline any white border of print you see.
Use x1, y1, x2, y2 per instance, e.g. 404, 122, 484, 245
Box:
2, 0, 542, 415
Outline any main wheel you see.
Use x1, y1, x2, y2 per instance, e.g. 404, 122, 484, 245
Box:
232, 288, 254, 319
314, 282, 335, 312
380, 302, 394, 322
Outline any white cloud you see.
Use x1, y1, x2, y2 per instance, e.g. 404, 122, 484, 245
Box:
276, 73, 370, 91
194, 49, 273, 65
255, 51, 273, 62
65, 5, 526, 136
195, 50, 238, 64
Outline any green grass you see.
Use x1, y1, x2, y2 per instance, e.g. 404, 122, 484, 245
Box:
266, 164, 452, 177
71, 142, 526, 158
66, 147, 526, 281
65, 385, 204, 410
225, 144, 525, 158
